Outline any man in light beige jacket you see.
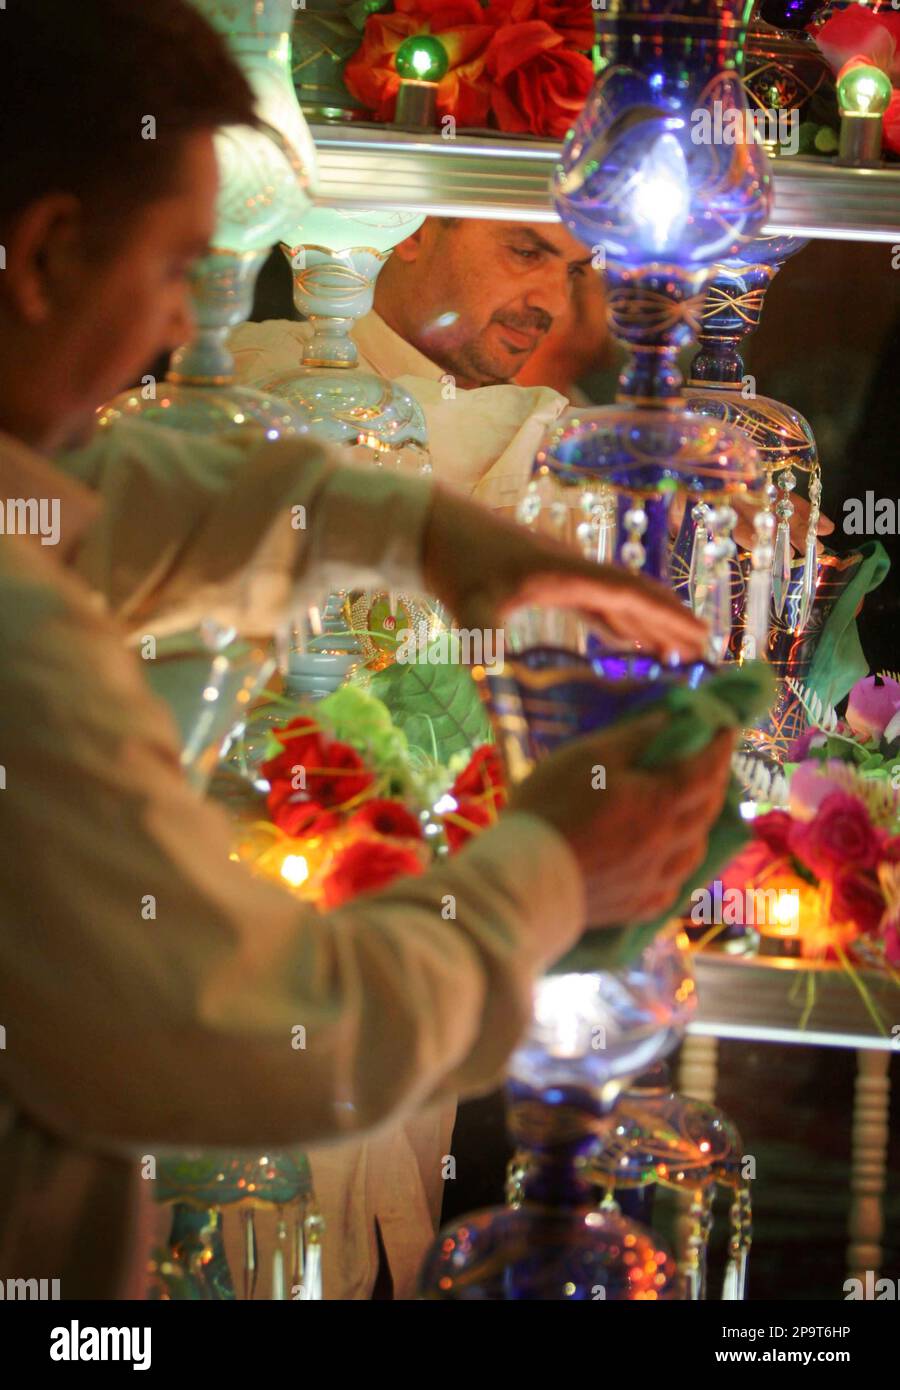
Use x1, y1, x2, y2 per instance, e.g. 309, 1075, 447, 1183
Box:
0, 0, 733, 1301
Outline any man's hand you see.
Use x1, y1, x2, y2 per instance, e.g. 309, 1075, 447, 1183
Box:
511, 714, 735, 926
422, 485, 708, 664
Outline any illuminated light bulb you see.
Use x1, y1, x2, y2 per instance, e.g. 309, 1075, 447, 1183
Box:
629, 133, 691, 255
771, 889, 800, 931
280, 854, 310, 888
838, 62, 893, 118
837, 62, 891, 165
394, 35, 449, 129
395, 35, 449, 83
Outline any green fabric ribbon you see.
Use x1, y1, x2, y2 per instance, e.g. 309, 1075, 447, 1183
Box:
806, 541, 890, 711
550, 660, 775, 973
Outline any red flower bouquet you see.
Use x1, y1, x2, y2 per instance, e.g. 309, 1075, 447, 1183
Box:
344, 0, 597, 136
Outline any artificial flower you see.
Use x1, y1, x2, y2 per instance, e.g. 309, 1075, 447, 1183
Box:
486, 0, 596, 50
322, 838, 426, 907
443, 796, 495, 853
845, 673, 900, 741
789, 791, 883, 878
829, 864, 885, 935
262, 727, 375, 814
884, 85, 900, 155
485, 20, 594, 137
750, 809, 795, 859
451, 743, 507, 806
811, 5, 898, 82
348, 798, 424, 840
788, 757, 850, 821
270, 802, 341, 840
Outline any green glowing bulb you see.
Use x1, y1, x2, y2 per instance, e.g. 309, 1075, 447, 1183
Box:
838, 63, 892, 117
395, 34, 449, 83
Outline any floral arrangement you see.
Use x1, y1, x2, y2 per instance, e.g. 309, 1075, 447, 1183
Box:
810, 2, 900, 155
234, 685, 507, 907
710, 674, 900, 1017
343, 0, 596, 138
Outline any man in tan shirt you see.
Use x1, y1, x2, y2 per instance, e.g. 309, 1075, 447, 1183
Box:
0, 0, 733, 1299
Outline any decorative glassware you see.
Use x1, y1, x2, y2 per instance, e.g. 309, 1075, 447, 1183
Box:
586, 1063, 751, 1300
420, 931, 695, 1300
291, 0, 370, 122
238, 206, 437, 698
149, 1151, 323, 1301
743, 14, 832, 147
528, 0, 772, 665
683, 233, 819, 648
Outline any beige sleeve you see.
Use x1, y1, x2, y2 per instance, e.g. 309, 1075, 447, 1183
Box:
58, 420, 434, 638
0, 554, 585, 1159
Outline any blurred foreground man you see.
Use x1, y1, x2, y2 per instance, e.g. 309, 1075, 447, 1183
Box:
0, 0, 733, 1300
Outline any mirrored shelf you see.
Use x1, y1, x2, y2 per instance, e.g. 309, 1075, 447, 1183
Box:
689, 951, 899, 1051
309, 124, 900, 244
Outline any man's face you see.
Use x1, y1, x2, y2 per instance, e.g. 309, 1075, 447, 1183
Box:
0, 132, 218, 451
375, 219, 595, 389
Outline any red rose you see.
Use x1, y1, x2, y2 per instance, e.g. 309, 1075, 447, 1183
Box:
789, 792, 882, 878
811, 7, 897, 80
880, 834, 900, 864
885, 918, 900, 966
443, 796, 494, 853
347, 798, 423, 840
322, 838, 425, 908
486, 0, 596, 50
830, 866, 885, 936
718, 840, 781, 898
751, 810, 794, 859
884, 88, 900, 156
485, 20, 594, 137
270, 802, 340, 840
344, 11, 493, 126
451, 744, 507, 806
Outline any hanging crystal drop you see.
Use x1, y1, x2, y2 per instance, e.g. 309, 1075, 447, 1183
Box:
795, 465, 821, 635
620, 502, 648, 573
772, 468, 796, 620
272, 1214, 287, 1300
516, 480, 542, 528
688, 501, 711, 613
702, 506, 737, 663
595, 484, 617, 564
302, 1208, 324, 1300
242, 1207, 258, 1301
744, 509, 775, 660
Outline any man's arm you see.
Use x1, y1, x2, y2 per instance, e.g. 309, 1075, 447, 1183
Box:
60, 421, 434, 639
0, 551, 584, 1155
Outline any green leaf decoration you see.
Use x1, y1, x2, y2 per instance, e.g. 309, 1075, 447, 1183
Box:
361, 636, 491, 763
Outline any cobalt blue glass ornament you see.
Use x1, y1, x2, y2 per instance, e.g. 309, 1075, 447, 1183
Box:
517, 0, 773, 665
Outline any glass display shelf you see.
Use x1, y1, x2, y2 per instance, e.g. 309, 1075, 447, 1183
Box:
309, 124, 900, 244
689, 951, 899, 1050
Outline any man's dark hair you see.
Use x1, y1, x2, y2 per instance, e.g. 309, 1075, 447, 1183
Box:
0, 0, 258, 232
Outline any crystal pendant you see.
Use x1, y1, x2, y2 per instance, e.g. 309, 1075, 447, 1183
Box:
795, 465, 822, 635
688, 502, 711, 613
771, 468, 796, 620
744, 509, 775, 660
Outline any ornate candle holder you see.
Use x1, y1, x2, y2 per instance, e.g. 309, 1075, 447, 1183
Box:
585, 1064, 751, 1300
521, 0, 773, 664
419, 931, 695, 1300
683, 233, 819, 643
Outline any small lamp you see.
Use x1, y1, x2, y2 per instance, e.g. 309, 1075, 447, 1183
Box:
837, 61, 892, 166
394, 34, 449, 129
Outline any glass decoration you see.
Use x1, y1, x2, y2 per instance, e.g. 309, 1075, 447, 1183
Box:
291, 0, 370, 122
742, 12, 832, 147
586, 1063, 751, 1300
522, 0, 773, 666
239, 206, 439, 698
419, 931, 695, 1300
148, 1152, 323, 1301
683, 232, 818, 653
97, 0, 321, 784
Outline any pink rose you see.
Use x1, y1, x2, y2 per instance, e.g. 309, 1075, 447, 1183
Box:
789, 792, 882, 878
788, 758, 849, 822
845, 674, 900, 742
812, 7, 897, 81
